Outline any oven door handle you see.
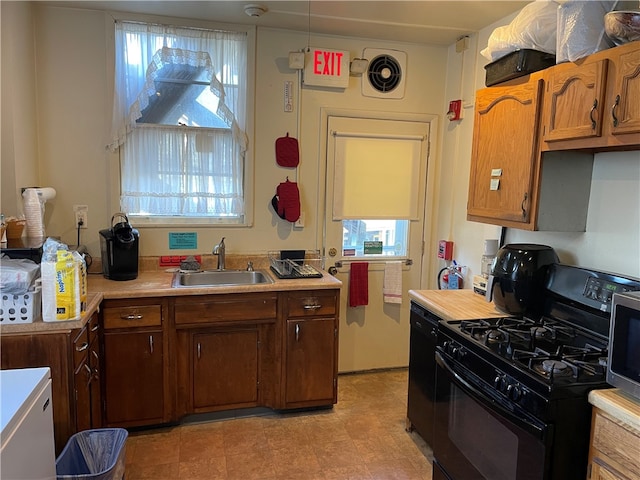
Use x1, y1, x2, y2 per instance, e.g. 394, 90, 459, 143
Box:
436, 351, 545, 439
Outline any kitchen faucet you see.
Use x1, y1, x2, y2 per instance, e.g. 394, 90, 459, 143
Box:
212, 237, 226, 270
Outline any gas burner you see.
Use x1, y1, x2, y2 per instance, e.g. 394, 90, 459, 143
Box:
541, 359, 570, 375
486, 330, 506, 343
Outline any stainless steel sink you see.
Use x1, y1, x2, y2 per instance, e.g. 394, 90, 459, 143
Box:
171, 269, 274, 288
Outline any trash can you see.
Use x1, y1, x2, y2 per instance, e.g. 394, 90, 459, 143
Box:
55, 428, 128, 480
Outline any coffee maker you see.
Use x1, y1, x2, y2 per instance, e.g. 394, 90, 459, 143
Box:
486, 243, 559, 315
99, 213, 139, 280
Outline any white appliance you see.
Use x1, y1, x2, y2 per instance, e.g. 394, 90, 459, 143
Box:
1, 367, 56, 480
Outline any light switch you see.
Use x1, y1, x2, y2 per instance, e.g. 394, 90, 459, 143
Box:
490, 178, 500, 191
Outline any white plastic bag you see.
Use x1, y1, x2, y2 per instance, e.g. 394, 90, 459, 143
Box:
556, 0, 619, 63
0, 255, 41, 294
481, 0, 560, 62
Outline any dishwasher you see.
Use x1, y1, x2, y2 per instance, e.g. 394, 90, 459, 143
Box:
406, 300, 440, 446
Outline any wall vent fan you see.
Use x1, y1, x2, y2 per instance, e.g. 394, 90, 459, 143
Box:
362, 48, 407, 99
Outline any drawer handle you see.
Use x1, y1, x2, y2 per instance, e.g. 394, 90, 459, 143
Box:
76, 342, 88, 352
303, 304, 322, 310
91, 323, 99, 332
121, 313, 143, 320
611, 94, 620, 128
589, 99, 598, 130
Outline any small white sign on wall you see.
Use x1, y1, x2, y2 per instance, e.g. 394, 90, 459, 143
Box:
303, 48, 350, 89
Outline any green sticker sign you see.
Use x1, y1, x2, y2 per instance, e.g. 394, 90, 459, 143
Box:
169, 232, 197, 250
363, 241, 383, 255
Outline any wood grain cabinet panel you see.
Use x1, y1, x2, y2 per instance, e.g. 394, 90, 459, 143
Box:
588, 404, 640, 480
282, 290, 339, 409
467, 78, 544, 228
542, 41, 640, 150
0, 318, 102, 455
101, 298, 170, 428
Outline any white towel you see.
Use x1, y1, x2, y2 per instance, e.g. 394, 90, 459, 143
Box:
383, 261, 403, 304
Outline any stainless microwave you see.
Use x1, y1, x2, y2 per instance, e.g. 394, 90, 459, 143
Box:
607, 291, 640, 400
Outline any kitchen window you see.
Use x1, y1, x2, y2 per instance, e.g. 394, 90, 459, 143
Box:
108, 21, 250, 225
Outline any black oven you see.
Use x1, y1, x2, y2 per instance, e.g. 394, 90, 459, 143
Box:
431, 264, 640, 480
433, 349, 548, 480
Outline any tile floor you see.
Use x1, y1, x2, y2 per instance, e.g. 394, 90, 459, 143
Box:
125, 368, 434, 479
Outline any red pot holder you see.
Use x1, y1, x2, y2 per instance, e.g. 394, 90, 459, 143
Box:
272, 179, 300, 222
275, 133, 299, 167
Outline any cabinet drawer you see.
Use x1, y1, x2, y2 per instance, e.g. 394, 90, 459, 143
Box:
174, 295, 277, 325
592, 410, 640, 475
287, 291, 337, 317
103, 305, 162, 329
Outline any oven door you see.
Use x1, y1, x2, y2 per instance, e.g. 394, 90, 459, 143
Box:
434, 351, 550, 480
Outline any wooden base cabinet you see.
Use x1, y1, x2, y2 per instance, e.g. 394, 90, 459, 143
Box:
174, 293, 278, 416
102, 299, 170, 427
282, 291, 339, 409
587, 390, 640, 480
0, 312, 102, 454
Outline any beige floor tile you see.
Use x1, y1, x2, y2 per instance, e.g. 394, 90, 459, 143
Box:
124, 369, 433, 480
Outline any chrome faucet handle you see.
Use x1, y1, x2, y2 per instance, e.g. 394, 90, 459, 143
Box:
246, 261, 254, 271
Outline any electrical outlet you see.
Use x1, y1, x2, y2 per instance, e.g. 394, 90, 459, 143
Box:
73, 204, 88, 229
294, 211, 305, 228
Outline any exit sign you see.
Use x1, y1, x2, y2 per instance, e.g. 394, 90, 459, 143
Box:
303, 47, 350, 88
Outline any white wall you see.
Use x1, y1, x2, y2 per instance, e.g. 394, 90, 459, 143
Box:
2, 4, 448, 263
1, 1, 39, 216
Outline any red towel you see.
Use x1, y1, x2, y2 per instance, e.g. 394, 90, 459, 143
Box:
349, 262, 369, 307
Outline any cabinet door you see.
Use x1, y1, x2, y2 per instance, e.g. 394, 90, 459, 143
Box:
609, 47, 640, 137
467, 79, 543, 226
192, 329, 259, 410
285, 317, 336, 406
74, 358, 92, 432
589, 461, 631, 480
103, 330, 165, 426
544, 59, 608, 143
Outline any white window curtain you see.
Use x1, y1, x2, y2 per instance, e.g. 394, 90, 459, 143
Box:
108, 21, 247, 218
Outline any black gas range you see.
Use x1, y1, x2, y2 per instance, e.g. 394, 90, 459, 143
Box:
432, 264, 640, 480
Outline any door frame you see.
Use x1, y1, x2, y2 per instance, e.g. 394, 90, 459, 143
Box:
316, 107, 440, 289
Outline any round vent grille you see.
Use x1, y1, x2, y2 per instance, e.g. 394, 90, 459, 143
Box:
367, 54, 402, 93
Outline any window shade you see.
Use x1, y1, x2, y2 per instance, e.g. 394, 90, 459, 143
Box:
332, 132, 423, 220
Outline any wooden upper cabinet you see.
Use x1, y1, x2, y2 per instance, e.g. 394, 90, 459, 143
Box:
542, 41, 640, 150
609, 45, 640, 138
467, 78, 544, 229
543, 59, 608, 143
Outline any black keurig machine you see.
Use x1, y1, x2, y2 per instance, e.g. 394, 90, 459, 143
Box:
99, 213, 139, 280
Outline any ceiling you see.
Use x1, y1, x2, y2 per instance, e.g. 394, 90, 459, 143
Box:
42, 1, 530, 46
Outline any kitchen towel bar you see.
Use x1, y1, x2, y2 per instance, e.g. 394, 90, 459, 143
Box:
334, 259, 412, 268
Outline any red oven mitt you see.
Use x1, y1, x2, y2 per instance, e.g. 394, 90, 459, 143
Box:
275, 133, 299, 167
272, 179, 300, 222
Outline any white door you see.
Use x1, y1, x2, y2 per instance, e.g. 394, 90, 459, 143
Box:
323, 115, 432, 372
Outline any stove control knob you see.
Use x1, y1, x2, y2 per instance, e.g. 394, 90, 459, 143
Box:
507, 384, 522, 401
494, 374, 507, 391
